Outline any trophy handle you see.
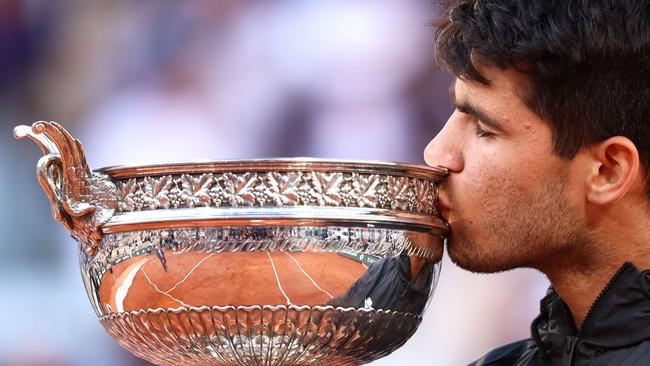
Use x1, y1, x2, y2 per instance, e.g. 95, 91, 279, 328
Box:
14, 122, 117, 256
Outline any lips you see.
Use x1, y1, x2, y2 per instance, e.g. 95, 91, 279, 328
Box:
436, 198, 451, 223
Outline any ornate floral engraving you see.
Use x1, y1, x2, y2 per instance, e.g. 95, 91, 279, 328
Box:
415, 180, 436, 215
351, 173, 380, 208
310, 172, 343, 206
143, 175, 173, 209
178, 173, 213, 208
386, 176, 411, 211
263, 172, 301, 206
114, 171, 440, 214
223, 172, 258, 207
117, 178, 137, 212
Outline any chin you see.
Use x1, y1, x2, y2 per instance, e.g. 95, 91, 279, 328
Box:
446, 234, 520, 274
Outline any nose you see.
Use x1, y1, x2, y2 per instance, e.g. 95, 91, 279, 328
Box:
423, 112, 464, 173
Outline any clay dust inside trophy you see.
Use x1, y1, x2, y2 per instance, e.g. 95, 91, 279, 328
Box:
15, 121, 448, 366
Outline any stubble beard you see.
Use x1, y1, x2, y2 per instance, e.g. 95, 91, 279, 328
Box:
445, 176, 590, 274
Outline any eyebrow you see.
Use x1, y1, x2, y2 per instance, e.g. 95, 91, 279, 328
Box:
449, 83, 506, 133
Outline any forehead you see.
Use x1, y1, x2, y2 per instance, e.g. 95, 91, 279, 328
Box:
453, 67, 528, 105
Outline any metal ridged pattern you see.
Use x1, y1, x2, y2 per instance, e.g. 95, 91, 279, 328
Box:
100, 305, 421, 366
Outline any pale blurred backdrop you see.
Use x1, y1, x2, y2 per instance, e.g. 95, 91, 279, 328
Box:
0, 1, 549, 365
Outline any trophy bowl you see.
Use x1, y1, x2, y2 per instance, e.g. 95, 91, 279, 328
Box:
14, 121, 448, 366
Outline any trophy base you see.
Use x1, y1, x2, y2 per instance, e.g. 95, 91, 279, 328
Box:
100, 305, 421, 366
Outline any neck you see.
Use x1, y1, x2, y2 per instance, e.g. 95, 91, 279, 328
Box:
544, 259, 622, 330
541, 211, 650, 330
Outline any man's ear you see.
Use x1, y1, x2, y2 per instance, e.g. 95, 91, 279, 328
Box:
586, 136, 640, 205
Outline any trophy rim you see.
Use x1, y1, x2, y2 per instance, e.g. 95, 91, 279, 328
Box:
97, 158, 449, 236
102, 207, 449, 234
95, 157, 449, 180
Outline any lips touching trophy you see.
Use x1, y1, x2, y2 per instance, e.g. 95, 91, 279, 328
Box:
14, 121, 448, 366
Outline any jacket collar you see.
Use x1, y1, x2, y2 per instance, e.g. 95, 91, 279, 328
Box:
533, 262, 650, 356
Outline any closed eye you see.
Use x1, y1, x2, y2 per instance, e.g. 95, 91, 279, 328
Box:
474, 125, 495, 138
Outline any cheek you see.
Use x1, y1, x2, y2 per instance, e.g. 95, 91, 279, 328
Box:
446, 165, 504, 235
457, 151, 521, 198
451, 155, 540, 224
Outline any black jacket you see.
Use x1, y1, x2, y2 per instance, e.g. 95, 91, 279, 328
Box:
470, 263, 650, 366
328, 252, 434, 314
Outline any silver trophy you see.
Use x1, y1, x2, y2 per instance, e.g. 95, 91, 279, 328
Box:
14, 121, 448, 366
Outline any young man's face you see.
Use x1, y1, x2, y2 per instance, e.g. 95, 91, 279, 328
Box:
424, 67, 590, 273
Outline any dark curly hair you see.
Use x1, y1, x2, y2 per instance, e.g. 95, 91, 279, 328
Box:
434, 0, 650, 197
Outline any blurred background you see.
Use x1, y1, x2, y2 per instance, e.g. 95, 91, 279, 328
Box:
0, 0, 549, 365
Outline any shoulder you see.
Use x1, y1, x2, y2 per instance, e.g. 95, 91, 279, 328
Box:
579, 340, 650, 365
468, 338, 543, 366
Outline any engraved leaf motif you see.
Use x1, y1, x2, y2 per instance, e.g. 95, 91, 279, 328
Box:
352, 174, 380, 208
311, 172, 343, 206
117, 178, 137, 212
180, 173, 214, 207
223, 173, 257, 207
195, 174, 214, 206
387, 176, 410, 210
264, 172, 301, 206
143, 175, 173, 209
413, 179, 432, 213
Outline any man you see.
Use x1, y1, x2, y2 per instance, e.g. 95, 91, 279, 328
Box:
425, 1, 650, 365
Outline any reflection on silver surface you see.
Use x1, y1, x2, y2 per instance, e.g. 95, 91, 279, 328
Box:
88, 226, 442, 315
16, 121, 448, 365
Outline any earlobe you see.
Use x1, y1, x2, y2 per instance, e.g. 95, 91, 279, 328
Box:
586, 137, 640, 205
